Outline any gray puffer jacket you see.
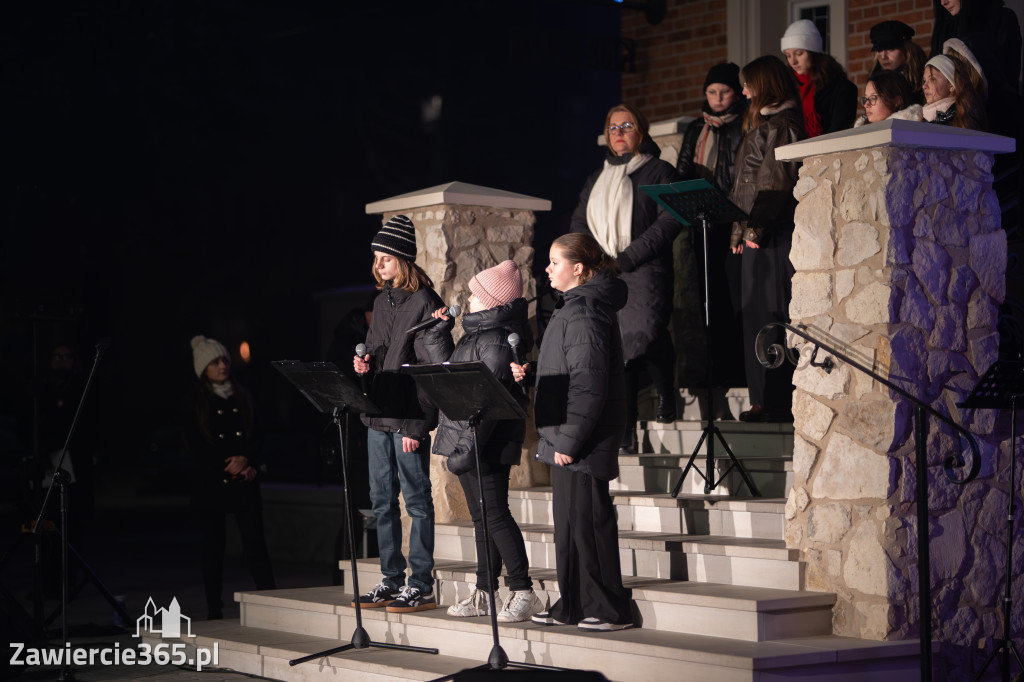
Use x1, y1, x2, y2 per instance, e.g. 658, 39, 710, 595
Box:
426, 298, 532, 475
360, 282, 453, 441
533, 269, 627, 481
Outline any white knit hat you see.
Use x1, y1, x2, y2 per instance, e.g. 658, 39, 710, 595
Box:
191, 335, 230, 377
943, 38, 988, 96
781, 20, 823, 53
926, 55, 956, 90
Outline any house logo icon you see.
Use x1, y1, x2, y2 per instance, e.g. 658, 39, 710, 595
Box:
133, 597, 195, 639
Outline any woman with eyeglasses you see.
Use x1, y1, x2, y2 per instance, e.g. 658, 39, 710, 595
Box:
570, 104, 681, 453
854, 70, 923, 126
730, 56, 806, 423
185, 336, 275, 620
780, 19, 858, 137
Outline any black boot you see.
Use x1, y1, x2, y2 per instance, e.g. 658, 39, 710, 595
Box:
656, 391, 676, 424
619, 426, 638, 455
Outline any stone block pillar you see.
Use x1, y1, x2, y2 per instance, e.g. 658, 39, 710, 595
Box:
366, 181, 550, 524
776, 121, 1018, 676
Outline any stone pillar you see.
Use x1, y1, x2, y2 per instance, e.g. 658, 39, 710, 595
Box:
366, 181, 551, 524
776, 121, 1017, 677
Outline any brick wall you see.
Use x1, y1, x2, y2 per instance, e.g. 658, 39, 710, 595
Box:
622, 0, 935, 123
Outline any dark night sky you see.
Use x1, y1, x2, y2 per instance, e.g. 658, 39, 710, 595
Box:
3, 0, 625, 477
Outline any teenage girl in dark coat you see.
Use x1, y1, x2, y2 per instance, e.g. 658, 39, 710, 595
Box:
570, 104, 681, 450
780, 19, 858, 136
185, 335, 275, 620
512, 232, 633, 632
730, 56, 806, 423
424, 260, 540, 623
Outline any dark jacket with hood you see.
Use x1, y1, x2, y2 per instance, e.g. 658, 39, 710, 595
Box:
677, 99, 748, 192
730, 102, 805, 248
570, 137, 681, 363
533, 269, 627, 482
360, 282, 453, 441
425, 298, 532, 475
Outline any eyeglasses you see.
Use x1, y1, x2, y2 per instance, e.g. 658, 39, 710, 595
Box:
858, 95, 880, 107
606, 122, 637, 135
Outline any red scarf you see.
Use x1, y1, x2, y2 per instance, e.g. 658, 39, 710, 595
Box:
795, 71, 823, 138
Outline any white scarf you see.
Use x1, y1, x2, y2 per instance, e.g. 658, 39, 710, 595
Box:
585, 153, 653, 256
923, 96, 955, 122
210, 381, 235, 400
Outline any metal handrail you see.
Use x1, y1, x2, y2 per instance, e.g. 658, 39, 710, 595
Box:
755, 321, 983, 682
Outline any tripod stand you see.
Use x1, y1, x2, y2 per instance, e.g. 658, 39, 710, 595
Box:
643, 180, 759, 497
30, 340, 130, 681
402, 361, 571, 679
959, 360, 1024, 682
271, 361, 438, 666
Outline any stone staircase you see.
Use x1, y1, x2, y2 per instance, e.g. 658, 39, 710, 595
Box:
147, 419, 921, 681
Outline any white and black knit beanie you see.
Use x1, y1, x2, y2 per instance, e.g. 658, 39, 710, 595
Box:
191, 335, 229, 377
371, 214, 418, 260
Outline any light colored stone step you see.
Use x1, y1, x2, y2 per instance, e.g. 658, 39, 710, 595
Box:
610, 454, 792, 497
509, 487, 786, 539
643, 420, 795, 457
433, 521, 804, 589
219, 587, 920, 682
345, 558, 833, 642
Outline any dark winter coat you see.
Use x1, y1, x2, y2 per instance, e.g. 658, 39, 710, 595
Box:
360, 282, 454, 440
813, 76, 859, 134
426, 298, 532, 475
730, 103, 805, 248
676, 101, 747, 192
570, 138, 681, 363
930, 0, 1021, 88
184, 383, 261, 512
533, 269, 627, 482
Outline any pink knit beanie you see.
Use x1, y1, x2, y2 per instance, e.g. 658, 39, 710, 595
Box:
469, 260, 523, 309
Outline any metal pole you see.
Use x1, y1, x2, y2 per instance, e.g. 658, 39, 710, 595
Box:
915, 405, 931, 681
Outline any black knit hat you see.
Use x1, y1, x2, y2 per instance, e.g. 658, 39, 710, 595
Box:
870, 20, 915, 52
704, 62, 742, 93
371, 214, 417, 260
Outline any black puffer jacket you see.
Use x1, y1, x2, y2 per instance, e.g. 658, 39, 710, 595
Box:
676, 100, 747, 191
730, 103, 805, 248
570, 137, 681, 363
360, 282, 453, 440
533, 269, 627, 482
426, 298, 532, 474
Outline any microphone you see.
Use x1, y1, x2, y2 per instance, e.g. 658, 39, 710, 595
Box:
355, 343, 369, 395
406, 304, 461, 335
508, 333, 529, 398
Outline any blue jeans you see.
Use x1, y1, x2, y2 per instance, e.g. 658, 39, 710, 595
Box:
367, 428, 434, 592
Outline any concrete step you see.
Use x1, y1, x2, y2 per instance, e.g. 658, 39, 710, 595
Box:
433, 521, 804, 589
611, 453, 792, 496
201, 587, 922, 682
509, 487, 786, 539
343, 557, 832, 642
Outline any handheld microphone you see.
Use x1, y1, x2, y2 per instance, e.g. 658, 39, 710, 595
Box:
508, 333, 529, 398
406, 304, 461, 335
355, 343, 369, 395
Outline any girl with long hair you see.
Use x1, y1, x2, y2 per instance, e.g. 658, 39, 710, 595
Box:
780, 19, 858, 136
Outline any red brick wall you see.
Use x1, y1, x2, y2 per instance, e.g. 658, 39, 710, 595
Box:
622, 0, 935, 122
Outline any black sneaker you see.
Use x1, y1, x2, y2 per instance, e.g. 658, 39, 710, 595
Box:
352, 582, 401, 608
531, 610, 570, 626
577, 617, 633, 632
385, 586, 436, 613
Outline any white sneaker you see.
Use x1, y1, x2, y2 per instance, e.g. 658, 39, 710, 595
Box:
497, 589, 541, 623
446, 589, 491, 617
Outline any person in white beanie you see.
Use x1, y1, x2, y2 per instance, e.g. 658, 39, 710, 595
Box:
184, 335, 275, 620
421, 260, 541, 623
780, 19, 858, 136
922, 48, 988, 129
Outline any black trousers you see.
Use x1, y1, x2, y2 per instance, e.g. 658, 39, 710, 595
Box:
548, 466, 632, 625
458, 462, 531, 592
624, 325, 677, 425
740, 231, 795, 409
198, 483, 276, 615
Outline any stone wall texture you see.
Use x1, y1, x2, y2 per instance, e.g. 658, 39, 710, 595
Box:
784, 145, 1018, 679
378, 205, 547, 525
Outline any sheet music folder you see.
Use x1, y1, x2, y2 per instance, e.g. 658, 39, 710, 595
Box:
642, 178, 749, 227
400, 361, 526, 423
271, 360, 380, 415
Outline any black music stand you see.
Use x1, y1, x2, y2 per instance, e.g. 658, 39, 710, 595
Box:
400, 361, 570, 679
271, 360, 439, 665
643, 180, 759, 497
959, 360, 1024, 682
